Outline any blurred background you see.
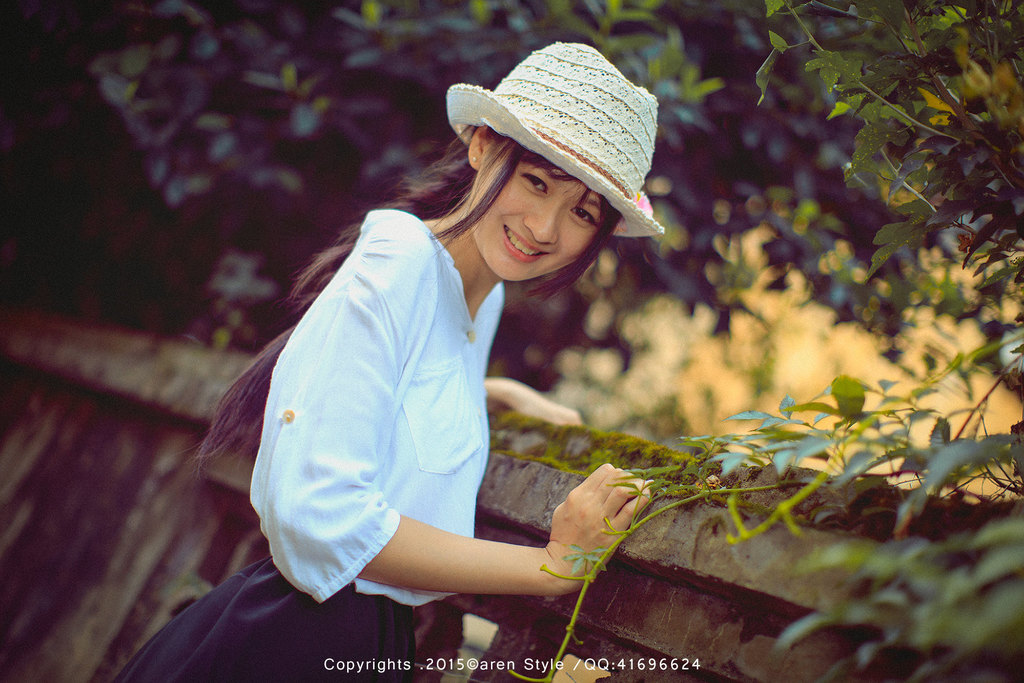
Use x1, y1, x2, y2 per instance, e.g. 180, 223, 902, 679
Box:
2, 0, 1020, 443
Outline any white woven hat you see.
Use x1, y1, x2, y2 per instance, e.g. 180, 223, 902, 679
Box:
446, 42, 662, 238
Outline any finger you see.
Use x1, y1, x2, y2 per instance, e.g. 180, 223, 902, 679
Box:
602, 472, 645, 502
608, 495, 645, 530
603, 476, 651, 521
579, 463, 619, 492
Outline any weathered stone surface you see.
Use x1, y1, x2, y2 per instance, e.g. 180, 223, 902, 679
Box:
0, 309, 250, 423
470, 461, 858, 682
477, 451, 859, 614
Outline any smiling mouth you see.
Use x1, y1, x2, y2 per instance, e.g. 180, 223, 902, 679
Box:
505, 227, 542, 256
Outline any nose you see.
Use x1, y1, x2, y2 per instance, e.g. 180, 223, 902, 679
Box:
524, 204, 559, 245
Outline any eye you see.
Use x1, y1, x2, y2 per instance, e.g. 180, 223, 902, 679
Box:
523, 173, 547, 192
573, 206, 598, 225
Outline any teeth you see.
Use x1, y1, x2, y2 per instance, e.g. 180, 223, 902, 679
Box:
506, 227, 540, 256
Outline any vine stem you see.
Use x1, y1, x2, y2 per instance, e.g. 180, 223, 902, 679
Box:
509, 483, 786, 682
727, 470, 829, 543
880, 149, 937, 211
954, 371, 1008, 440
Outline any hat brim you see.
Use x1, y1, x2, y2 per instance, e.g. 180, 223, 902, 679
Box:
447, 84, 663, 238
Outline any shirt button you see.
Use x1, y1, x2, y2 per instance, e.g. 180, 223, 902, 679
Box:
467, 330, 476, 343
282, 409, 296, 423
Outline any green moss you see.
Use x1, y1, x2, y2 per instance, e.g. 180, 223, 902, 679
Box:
488, 410, 698, 475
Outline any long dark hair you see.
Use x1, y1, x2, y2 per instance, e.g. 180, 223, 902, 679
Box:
196, 130, 620, 463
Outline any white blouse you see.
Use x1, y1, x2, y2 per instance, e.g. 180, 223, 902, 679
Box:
250, 209, 504, 606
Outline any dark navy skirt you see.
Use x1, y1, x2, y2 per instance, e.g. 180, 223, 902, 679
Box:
116, 557, 415, 682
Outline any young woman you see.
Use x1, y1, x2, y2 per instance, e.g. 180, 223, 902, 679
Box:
117, 42, 663, 681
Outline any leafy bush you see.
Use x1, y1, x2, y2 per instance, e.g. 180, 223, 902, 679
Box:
668, 360, 1022, 679
760, 0, 1024, 297
780, 517, 1024, 681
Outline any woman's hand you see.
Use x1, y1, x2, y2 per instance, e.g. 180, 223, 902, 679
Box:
484, 377, 582, 425
544, 464, 649, 589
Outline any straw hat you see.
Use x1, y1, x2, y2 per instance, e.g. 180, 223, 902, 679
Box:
446, 42, 662, 238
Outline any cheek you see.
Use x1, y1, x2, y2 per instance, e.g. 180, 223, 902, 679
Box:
562, 229, 597, 263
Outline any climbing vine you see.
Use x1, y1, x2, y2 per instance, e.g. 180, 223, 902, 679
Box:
511, 330, 1022, 682
510, 467, 792, 683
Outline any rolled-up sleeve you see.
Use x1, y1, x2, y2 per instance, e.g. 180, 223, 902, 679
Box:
250, 220, 437, 603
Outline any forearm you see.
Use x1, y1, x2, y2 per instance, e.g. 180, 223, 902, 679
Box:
358, 515, 576, 597
484, 376, 582, 425
483, 376, 530, 411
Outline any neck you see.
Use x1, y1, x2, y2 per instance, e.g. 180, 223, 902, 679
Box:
426, 216, 500, 320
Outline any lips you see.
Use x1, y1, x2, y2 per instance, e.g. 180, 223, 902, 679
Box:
503, 226, 544, 262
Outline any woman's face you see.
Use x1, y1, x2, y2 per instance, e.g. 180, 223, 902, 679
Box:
467, 130, 602, 284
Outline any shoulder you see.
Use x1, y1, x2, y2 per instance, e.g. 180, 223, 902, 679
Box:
290, 211, 444, 355
316, 210, 452, 328
359, 210, 442, 262
321, 210, 446, 298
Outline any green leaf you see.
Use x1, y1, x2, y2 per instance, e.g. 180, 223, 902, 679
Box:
827, 101, 852, 119
831, 375, 866, 418
929, 417, 951, 447
361, 0, 383, 27
827, 95, 866, 120
756, 48, 780, 105
760, 416, 803, 428
833, 450, 877, 486
867, 220, 928, 277
726, 410, 777, 422
979, 262, 1019, 289
775, 612, 836, 651
856, 0, 905, 30
970, 518, 1024, 549
768, 31, 789, 52
118, 44, 152, 79
805, 50, 863, 93
773, 448, 796, 472
966, 214, 1013, 262
714, 451, 753, 474
469, 0, 492, 24
281, 62, 298, 92
794, 436, 832, 462
787, 401, 840, 415
972, 545, 1024, 586
850, 121, 895, 175
922, 440, 988, 494
765, 0, 785, 17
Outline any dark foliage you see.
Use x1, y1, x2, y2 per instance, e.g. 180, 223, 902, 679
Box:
2, 0, 897, 385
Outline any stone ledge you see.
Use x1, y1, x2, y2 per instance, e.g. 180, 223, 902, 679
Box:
0, 309, 251, 423
475, 451, 858, 617
0, 309, 862, 617
487, 415, 863, 613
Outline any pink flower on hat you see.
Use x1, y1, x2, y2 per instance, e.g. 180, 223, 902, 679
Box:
636, 191, 653, 217
615, 191, 654, 234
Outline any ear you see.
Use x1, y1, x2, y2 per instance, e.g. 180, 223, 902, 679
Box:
468, 126, 495, 170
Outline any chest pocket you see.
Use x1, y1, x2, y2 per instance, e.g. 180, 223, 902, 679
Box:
402, 358, 484, 474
